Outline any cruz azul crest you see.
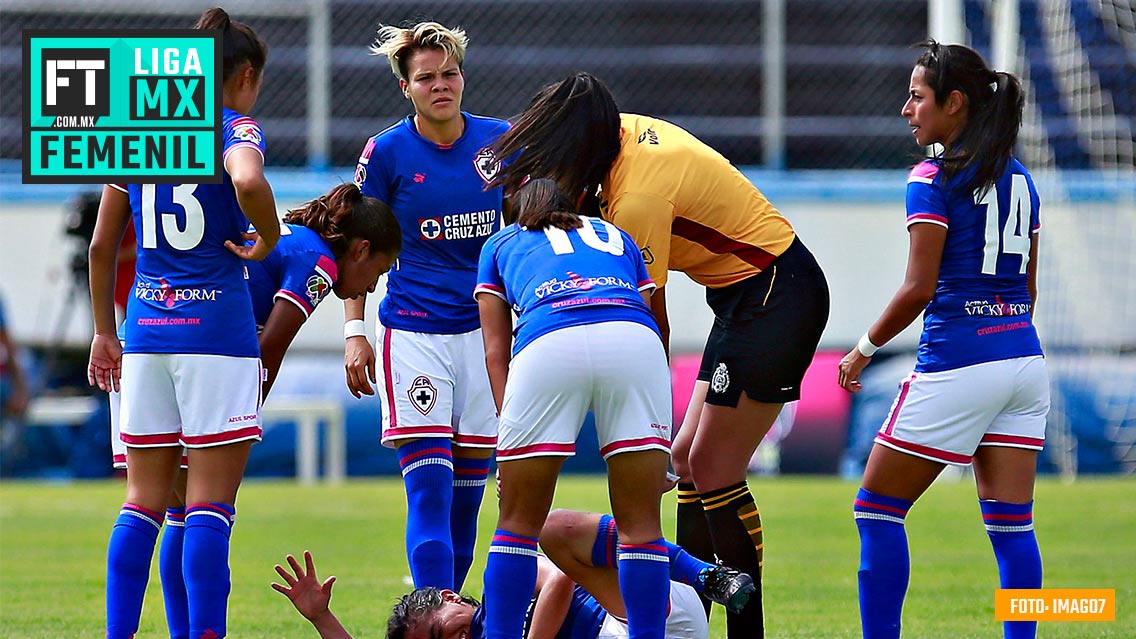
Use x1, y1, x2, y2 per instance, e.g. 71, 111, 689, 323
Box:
407, 376, 438, 415
473, 147, 500, 183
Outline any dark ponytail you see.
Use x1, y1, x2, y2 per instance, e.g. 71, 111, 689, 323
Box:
915, 40, 1024, 195
195, 7, 268, 81
284, 183, 402, 258
513, 178, 582, 231
489, 73, 622, 215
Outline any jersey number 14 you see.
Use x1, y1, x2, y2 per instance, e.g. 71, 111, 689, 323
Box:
977, 173, 1031, 276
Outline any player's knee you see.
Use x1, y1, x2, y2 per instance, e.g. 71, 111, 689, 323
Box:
669, 441, 692, 475
540, 509, 582, 547
687, 445, 722, 486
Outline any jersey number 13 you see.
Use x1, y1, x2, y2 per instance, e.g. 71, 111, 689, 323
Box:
139, 184, 205, 251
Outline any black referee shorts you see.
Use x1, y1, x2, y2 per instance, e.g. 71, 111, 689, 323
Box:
697, 236, 830, 406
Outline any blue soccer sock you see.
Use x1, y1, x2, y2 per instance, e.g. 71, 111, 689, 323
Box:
398, 438, 455, 589
854, 488, 913, 639
618, 540, 671, 639
160, 507, 189, 639
663, 539, 712, 589
590, 514, 620, 568
183, 503, 235, 639
451, 454, 491, 591
590, 514, 707, 588
981, 500, 1042, 639
106, 503, 163, 639
484, 530, 539, 639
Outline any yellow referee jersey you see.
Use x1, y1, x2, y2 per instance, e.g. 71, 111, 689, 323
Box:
599, 114, 795, 289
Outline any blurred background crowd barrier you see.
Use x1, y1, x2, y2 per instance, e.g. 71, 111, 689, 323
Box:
1, 0, 1132, 479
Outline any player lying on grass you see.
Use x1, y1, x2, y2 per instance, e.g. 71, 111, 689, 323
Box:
273, 508, 755, 639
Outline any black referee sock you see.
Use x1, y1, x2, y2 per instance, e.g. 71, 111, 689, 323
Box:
702, 481, 765, 639
676, 482, 716, 618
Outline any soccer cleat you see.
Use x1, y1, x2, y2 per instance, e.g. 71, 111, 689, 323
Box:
698, 562, 756, 614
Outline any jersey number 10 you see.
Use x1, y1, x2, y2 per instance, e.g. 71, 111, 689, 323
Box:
542, 219, 625, 256
139, 184, 205, 251
977, 173, 1031, 276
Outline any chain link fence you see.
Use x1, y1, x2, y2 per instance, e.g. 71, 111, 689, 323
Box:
4, 0, 929, 169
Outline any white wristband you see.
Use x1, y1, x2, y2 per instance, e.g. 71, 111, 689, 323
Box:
344, 319, 368, 340
856, 332, 880, 358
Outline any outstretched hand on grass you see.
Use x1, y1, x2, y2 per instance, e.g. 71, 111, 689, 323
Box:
272, 551, 353, 639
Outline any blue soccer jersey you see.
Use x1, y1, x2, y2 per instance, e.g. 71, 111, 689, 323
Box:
355, 113, 509, 334
556, 586, 608, 639
117, 108, 265, 357
475, 218, 659, 356
244, 223, 338, 328
906, 158, 1044, 372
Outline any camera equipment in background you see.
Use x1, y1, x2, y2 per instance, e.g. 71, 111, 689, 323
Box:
64, 191, 102, 286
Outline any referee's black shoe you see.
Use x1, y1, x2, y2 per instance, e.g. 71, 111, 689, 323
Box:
698, 562, 756, 614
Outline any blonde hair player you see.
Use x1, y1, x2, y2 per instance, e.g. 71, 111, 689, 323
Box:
343, 21, 509, 592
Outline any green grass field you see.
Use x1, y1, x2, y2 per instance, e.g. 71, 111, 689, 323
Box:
1, 476, 1132, 638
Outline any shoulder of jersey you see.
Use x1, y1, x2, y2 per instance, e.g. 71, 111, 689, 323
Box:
369, 119, 411, 146
223, 109, 258, 128
358, 120, 411, 167
465, 113, 510, 133
490, 223, 525, 247
907, 160, 941, 185
282, 224, 326, 252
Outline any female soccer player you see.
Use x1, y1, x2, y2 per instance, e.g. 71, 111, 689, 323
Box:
98, 182, 400, 638
87, 8, 278, 639
246, 183, 401, 394
273, 507, 755, 639
489, 73, 830, 638
474, 178, 675, 639
836, 41, 1048, 639
342, 21, 509, 592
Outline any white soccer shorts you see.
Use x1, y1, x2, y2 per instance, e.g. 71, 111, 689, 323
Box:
875, 355, 1050, 465
119, 353, 263, 448
497, 321, 672, 462
597, 581, 709, 639
109, 388, 187, 469
377, 326, 498, 449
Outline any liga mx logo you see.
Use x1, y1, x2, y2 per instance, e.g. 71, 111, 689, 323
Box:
23, 29, 223, 184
